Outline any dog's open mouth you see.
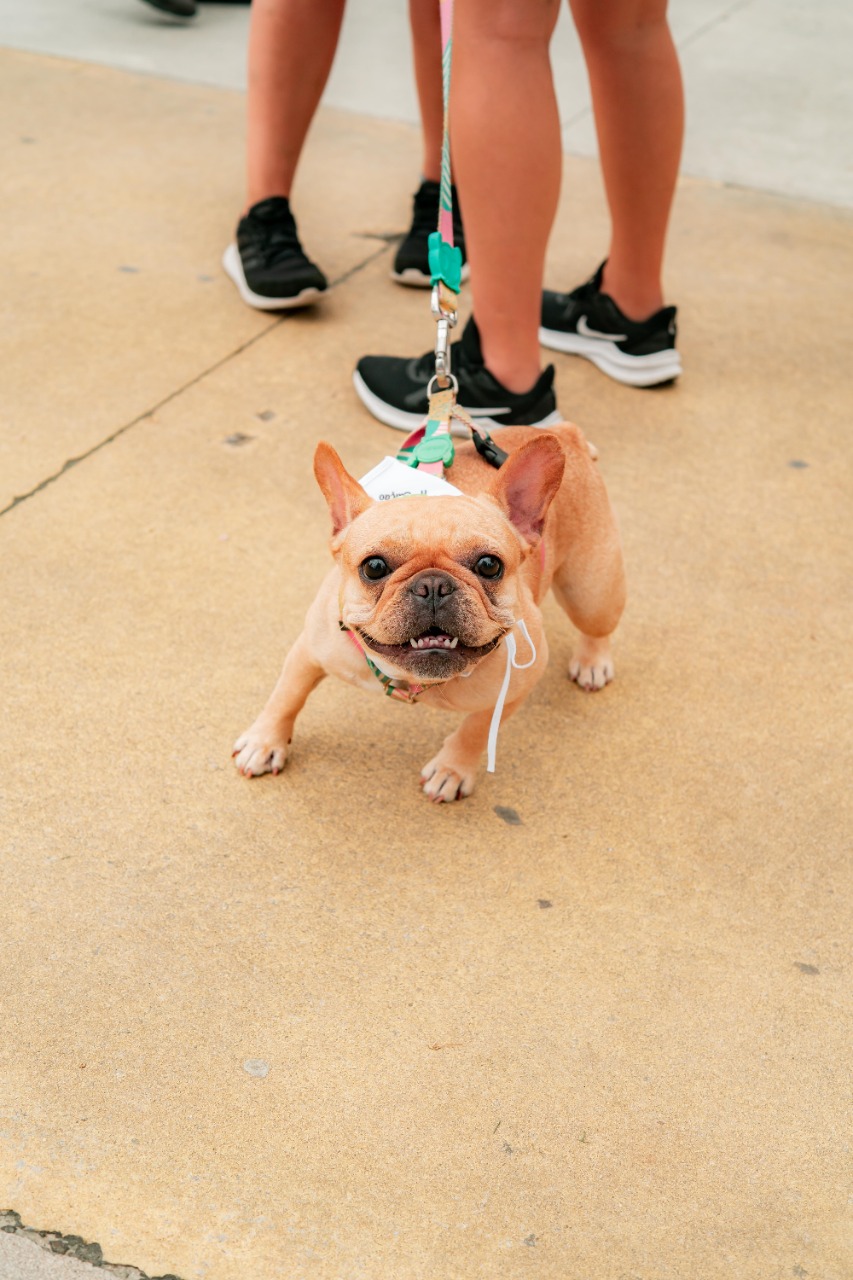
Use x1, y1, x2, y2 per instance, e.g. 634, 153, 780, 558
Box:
358, 625, 503, 667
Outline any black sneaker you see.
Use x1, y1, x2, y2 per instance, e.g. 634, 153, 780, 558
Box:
353, 317, 562, 434
391, 180, 469, 288
222, 197, 327, 311
540, 262, 681, 386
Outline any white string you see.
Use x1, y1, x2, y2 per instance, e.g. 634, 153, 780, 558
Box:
486, 619, 537, 773
367, 617, 536, 772
511, 619, 537, 670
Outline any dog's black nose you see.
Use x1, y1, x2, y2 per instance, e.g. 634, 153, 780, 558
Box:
409, 571, 456, 602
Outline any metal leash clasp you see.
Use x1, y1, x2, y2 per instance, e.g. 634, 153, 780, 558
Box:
431, 284, 458, 387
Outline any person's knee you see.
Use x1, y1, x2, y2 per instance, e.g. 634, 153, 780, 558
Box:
570, 0, 670, 48
460, 0, 560, 50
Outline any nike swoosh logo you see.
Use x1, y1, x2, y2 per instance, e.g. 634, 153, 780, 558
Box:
577, 315, 627, 342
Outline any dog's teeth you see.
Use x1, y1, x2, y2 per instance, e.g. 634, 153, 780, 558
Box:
410, 634, 460, 650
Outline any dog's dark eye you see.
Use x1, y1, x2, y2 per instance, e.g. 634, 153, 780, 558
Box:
474, 555, 503, 580
361, 556, 390, 581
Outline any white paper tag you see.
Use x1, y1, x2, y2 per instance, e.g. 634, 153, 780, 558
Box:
359, 456, 462, 502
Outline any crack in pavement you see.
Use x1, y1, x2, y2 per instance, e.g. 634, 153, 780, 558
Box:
0, 239, 392, 521
1, 1210, 183, 1279
676, 0, 756, 50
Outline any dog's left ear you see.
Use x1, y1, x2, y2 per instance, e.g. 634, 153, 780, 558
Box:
314, 442, 373, 536
488, 434, 565, 545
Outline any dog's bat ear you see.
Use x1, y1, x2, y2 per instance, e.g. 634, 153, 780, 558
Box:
488, 434, 565, 545
313, 442, 373, 536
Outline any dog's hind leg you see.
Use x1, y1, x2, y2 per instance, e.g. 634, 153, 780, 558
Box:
233, 631, 326, 776
550, 524, 626, 692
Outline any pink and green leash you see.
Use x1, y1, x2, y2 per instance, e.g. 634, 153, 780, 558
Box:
397, 0, 464, 478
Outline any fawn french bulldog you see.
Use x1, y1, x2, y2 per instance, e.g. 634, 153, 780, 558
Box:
233, 425, 625, 801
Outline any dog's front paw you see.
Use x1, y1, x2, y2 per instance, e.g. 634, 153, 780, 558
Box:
232, 724, 289, 777
420, 752, 477, 804
569, 636, 615, 691
569, 655, 614, 691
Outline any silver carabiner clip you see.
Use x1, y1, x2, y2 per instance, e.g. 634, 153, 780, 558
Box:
435, 315, 452, 384
431, 284, 458, 387
430, 283, 458, 323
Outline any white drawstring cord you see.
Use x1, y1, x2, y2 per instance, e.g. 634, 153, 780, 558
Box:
360, 617, 536, 773
486, 619, 537, 773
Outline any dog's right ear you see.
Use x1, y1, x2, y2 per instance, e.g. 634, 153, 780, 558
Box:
313, 442, 373, 536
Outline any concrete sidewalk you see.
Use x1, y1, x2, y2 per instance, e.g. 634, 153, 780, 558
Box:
2, 0, 852, 206
1, 5, 852, 1280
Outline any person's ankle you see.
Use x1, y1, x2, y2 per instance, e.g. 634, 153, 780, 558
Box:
488, 360, 542, 395
601, 263, 664, 322
243, 191, 291, 217
479, 342, 542, 394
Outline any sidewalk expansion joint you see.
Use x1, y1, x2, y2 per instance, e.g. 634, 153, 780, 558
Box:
677, 0, 755, 50
1, 1209, 184, 1280
0, 240, 391, 521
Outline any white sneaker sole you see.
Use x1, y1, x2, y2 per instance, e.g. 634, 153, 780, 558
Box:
390, 262, 471, 289
352, 370, 564, 435
222, 243, 325, 312
539, 325, 682, 387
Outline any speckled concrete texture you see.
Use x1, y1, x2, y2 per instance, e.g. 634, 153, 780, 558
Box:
1, 47, 852, 1280
1, 51, 411, 511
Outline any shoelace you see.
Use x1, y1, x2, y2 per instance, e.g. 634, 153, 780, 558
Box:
248, 212, 304, 268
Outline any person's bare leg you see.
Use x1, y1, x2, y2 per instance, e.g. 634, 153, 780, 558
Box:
451, 0, 562, 391
408, 0, 443, 183
245, 0, 347, 211
570, 0, 683, 319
